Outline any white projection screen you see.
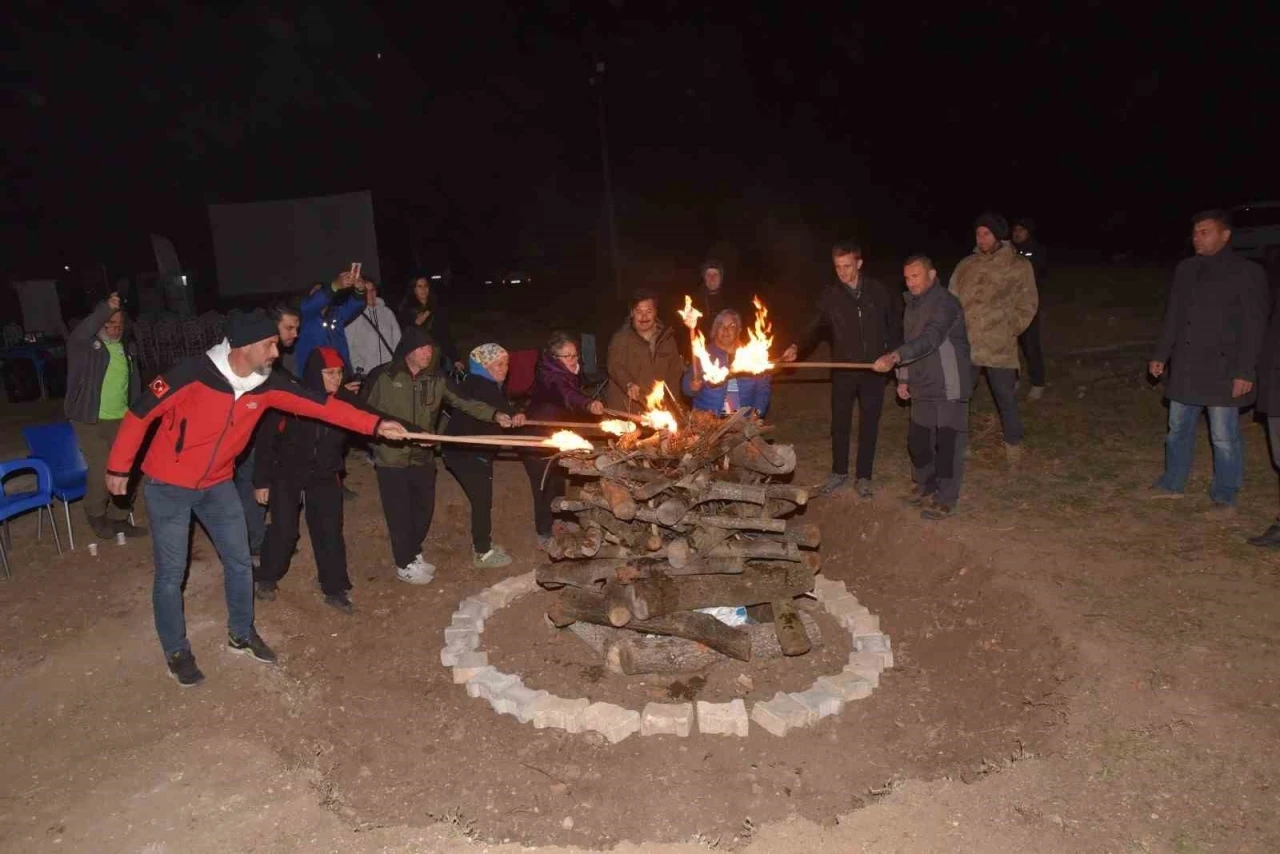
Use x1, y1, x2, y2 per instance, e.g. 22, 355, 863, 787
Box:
208, 191, 381, 296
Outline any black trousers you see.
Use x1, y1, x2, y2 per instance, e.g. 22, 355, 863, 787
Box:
523, 452, 565, 538
1018, 311, 1046, 387
907, 400, 968, 507
375, 462, 437, 569
444, 451, 494, 553
256, 474, 350, 596
830, 371, 888, 479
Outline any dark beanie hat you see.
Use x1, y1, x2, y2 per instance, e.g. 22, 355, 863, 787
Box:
974, 211, 1010, 241
225, 310, 278, 348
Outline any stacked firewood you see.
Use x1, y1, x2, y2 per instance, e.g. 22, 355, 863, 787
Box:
536, 407, 823, 675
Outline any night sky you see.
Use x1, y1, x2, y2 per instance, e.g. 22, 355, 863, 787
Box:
5, 1, 1278, 303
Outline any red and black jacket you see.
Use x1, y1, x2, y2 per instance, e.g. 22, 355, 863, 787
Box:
107, 354, 382, 490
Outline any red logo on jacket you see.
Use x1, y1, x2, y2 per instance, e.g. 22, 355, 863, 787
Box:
150, 376, 171, 398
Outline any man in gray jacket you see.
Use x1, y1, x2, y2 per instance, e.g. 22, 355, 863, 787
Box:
64, 292, 144, 538
873, 255, 972, 520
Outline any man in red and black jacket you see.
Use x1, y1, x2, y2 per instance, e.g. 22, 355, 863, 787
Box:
107, 311, 408, 687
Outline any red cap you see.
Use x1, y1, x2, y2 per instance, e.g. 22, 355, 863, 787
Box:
315, 347, 344, 371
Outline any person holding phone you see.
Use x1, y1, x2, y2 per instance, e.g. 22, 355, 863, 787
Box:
294, 268, 366, 372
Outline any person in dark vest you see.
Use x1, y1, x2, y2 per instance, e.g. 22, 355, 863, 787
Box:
1147, 209, 1269, 513
65, 291, 144, 539
252, 347, 362, 614
1011, 217, 1048, 400
444, 344, 526, 568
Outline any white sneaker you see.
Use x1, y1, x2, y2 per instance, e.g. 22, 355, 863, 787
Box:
397, 557, 435, 585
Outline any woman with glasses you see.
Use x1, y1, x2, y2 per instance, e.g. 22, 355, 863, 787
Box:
523, 331, 605, 548
682, 309, 772, 417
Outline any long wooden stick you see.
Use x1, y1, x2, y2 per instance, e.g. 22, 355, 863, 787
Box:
602, 408, 646, 422
521, 419, 621, 431
400, 431, 557, 448
772, 361, 878, 370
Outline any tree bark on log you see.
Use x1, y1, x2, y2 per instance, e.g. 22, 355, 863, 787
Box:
536, 558, 629, 589
567, 613, 824, 675
600, 479, 637, 521
547, 588, 752, 661
771, 598, 812, 656
625, 563, 815, 616
728, 442, 797, 475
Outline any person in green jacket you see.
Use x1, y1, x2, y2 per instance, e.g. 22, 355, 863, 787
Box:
365, 325, 514, 584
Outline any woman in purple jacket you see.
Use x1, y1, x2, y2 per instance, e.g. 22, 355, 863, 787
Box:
523, 331, 605, 548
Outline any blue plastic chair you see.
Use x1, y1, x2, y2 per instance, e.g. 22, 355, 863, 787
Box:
0, 457, 64, 579
22, 422, 90, 550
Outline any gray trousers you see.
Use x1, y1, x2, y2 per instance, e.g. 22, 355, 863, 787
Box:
908, 400, 968, 507
72, 418, 134, 521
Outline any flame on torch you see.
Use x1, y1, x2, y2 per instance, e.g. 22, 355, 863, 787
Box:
641, 381, 679, 433
729, 295, 774, 375
679, 296, 729, 385
599, 419, 637, 436
547, 430, 593, 452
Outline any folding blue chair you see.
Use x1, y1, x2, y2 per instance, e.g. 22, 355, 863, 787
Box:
22, 422, 90, 550
0, 457, 63, 579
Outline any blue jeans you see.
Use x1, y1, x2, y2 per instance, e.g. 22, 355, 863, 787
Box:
234, 447, 266, 554
145, 478, 255, 656
1155, 401, 1243, 505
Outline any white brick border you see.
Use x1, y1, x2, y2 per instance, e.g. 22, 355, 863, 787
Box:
443, 571, 892, 741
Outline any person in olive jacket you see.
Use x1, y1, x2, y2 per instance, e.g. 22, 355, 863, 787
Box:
64, 291, 144, 539
443, 344, 526, 569
1149, 209, 1269, 512
365, 325, 514, 584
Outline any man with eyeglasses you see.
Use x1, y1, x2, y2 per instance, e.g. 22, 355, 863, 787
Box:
65, 291, 146, 539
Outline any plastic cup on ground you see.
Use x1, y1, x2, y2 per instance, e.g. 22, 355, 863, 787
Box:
115, 532, 127, 546
87, 543, 98, 556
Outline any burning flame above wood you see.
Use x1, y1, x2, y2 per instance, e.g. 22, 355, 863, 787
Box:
548, 430, 594, 452
599, 419, 637, 436
641, 382, 679, 433
729, 296, 774, 375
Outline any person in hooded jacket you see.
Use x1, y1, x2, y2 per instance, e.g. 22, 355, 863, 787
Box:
364, 325, 514, 584
523, 331, 605, 548
443, 344, 526, 569
681, 309, 772, 416
605, 289, 685, 412
252, 347, 361, 613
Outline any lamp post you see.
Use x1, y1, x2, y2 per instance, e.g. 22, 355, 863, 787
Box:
590, 60, 622, 301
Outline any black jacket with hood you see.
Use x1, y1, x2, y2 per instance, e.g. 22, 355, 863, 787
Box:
253, 349, 359, 488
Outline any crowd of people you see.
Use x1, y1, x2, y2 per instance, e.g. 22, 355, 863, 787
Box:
58, 206, 1275, 687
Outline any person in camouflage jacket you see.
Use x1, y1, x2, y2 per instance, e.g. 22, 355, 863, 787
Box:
948, 212, 1038, 457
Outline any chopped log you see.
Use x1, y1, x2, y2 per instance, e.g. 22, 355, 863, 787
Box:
781, 522, 821, 548
569, 612, 824, 675
688, 514, 787, 533
764, 484, 809, 505
604, 581, 638, 626
600, 479, 637, 521
655, 496, 690, 527
547, 588, 751, 661
625, 563, 814, 616
692, 480, 767, 506
593, 453, 669, 483
586, 509, 652, 552
691, 525, 736, 554
545, 524, 605, 560
613, 556, 744, 583
536, 558, 628, 589
728, 442, 797, 475
700, 541, 804, 562
551, 497, 589, 513
771, 599, 812, 656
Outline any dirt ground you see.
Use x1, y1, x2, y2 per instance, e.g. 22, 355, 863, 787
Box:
2, 265, 1280, 853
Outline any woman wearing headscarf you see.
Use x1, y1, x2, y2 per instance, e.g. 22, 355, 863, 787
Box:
398, 274, 462, 372
523, 331, 605, 548
443, 344, 524, 568
681, 309, 772, 416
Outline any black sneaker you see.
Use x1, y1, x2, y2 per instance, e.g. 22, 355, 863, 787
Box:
166, 650, 205, 687
113, 519, 149, 538
87, 514, 115, 540
906, 485, 937, 507
254, 581, 278, 601
324, 591, 354, 615
813, 473, 849, 497
1248, 523, 1280, 549
228, 628, 277, 663
921, 500, 954, 521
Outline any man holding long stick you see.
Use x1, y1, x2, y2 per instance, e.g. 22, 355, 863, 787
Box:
780, 241, 902, 497
106, 311, 408, 687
